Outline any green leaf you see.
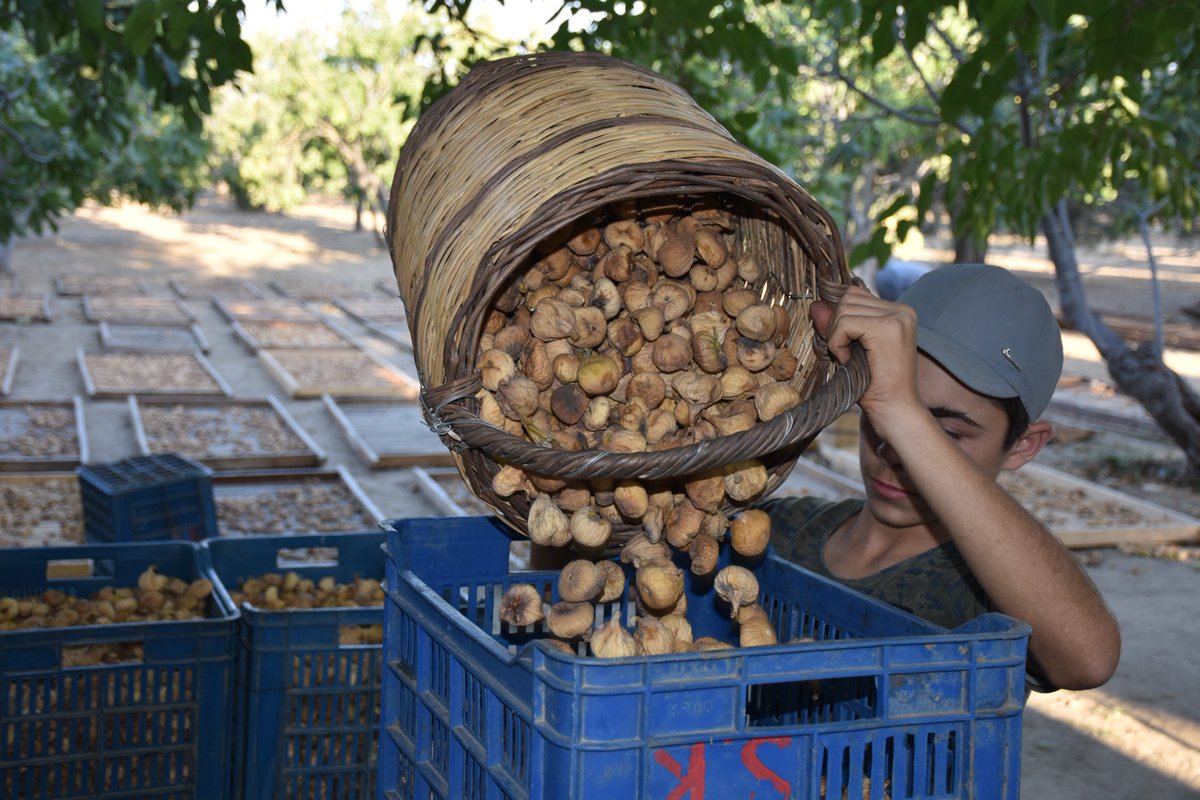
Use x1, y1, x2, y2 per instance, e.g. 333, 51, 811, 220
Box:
876, 194, 909, 221
75, 0, 104, 35
1029, 0, 1057, 26
165, 3, 192, 51
915, 171, 939, 219
941, 57, 981, 120
124, 0, 162, 57
848, 225, 890, 268
734, 110, 758, 129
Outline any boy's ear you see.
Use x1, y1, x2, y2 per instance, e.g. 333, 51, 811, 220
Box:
1001, 420, 1054, 470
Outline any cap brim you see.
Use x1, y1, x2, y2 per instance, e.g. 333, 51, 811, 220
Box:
916, 325, 1021, 401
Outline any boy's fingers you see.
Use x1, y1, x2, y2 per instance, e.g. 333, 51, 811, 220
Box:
809, 300, 834, 337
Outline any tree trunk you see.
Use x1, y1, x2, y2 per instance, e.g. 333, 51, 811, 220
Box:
1042, 200, 1200, 472
0, 234, 13, 274
953, 233, 987, 264
948, 183, 988, 263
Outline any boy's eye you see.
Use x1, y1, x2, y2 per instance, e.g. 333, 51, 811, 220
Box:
943, 429, 964, 441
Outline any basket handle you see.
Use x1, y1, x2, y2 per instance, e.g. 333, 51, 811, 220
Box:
427, 344, 868, 481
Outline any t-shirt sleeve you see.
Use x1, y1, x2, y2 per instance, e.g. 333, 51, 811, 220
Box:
757, 495, 837, 567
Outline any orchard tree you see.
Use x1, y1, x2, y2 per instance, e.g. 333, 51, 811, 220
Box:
423, 0, 1200, 471
210, 0, 525, 236
0, 0, 282, 269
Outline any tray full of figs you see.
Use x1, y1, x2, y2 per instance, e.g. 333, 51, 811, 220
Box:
0, 398, 88, 471
214, 298, 315, 322
98, 320, 211, 352
0, 347, 16, 396
129, 396, 325, 470
170, 276, 264, 300
213, 467, 383, 537
78, 348, 232, 399
820, 444, 1200, 548
332, 297, 407, 325
322, 395, 453, 469
54, 274, 147, 296
82, 295, 196, 326
231, 317, 359, 351
269, 278, 374, 302
409, 466, 494, 518
0, 295, 52, 322
0, 472, 84, 547
257, 346, 420, 399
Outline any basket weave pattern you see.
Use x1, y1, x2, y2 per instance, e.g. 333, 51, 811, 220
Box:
387, 52, 866, 537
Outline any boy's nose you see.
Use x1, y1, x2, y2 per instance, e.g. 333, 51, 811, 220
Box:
875, 438, 902, 467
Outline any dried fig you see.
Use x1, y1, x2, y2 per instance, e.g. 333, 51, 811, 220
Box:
559, 560, 602, 603
500, 584, 545, 627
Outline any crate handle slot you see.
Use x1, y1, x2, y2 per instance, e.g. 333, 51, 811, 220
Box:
744, 674, 879, 729
63, 640, 144, 668
45, 558, 111, 580
277, 546, 339, 569
339, 623, 383, 647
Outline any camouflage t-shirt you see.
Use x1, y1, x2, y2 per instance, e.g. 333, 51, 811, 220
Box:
758, 495, 992, 630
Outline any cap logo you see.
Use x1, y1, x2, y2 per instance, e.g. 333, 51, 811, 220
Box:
1002, 347, 1022, 370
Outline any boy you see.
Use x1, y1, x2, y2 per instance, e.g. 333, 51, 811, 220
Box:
762, 263, 1120, 692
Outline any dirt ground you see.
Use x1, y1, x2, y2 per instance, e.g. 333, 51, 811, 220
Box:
4, 195, 1199, 798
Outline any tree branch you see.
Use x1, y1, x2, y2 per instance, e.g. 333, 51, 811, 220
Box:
801, 62, 942, 127
895, 11, 943, 108
0, 120, 55, 164
1136, 199, 1169, 358
930, 19, 969, 64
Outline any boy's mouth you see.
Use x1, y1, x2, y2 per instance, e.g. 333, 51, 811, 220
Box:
870, 476, 910, 500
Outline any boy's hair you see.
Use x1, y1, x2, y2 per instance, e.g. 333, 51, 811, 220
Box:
898, 263, 1064, 422
998, 394, 1031, 451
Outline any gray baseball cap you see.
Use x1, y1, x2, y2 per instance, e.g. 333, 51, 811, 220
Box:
898, 263, 1063, 420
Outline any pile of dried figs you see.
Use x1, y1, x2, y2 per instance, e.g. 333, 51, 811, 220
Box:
471, 202, 815, 656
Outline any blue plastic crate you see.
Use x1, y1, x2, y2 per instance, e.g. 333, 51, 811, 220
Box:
379, 516, 1030, 800
203, 532, 386, 800
0, 540, 237, 799
77, 453, 218, 543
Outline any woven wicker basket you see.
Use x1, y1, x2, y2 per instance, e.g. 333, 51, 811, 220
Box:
386, 52, 867, 539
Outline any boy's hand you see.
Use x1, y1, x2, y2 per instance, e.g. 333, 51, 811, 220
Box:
811, 287, 923, 436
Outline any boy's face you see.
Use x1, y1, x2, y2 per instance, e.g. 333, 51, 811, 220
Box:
858, 353, 1017, 530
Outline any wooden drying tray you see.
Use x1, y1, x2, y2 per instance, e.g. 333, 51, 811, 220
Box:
212, 466, 384, 536
775, 456, 865, 500
409, 461, 864, 520
1056, 309, 1200, 352
169, 276, 264, 300
230, 316, 360, 352
77, 347, 233, 400
321, 395, 453, 469
0, 345, 16, 395
98, 320, 211, 353
129, 395, 325, 470
54, 275, 148, 296
332, 297, 407, 323
0, 397, 88, 471
818, 444, 1200, 549
410, 466, 491, 517
213, 297, 316, 323
257, 346, 421, 400
82, 295, 196, 326
330, 298, 410, 349
409, 466, 542, 570
359, 318, 413, 351
0, 294, 52, 322
1046, 391, 1170, 444
268, 278, 374, 302
0, 472, 85, 548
